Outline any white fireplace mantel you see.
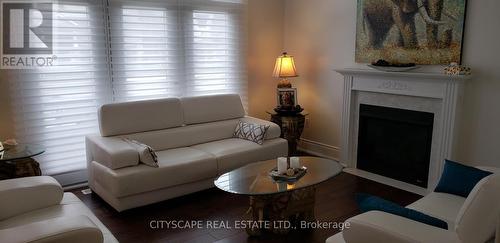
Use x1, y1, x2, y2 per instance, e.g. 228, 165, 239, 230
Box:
335, 68, 471, 193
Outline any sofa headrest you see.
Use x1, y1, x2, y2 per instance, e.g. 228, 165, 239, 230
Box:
180, 94, 245, 125
99, 98, 183, 136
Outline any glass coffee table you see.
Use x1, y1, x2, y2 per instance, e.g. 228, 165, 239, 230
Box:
0, 144, 45, 180
214, 156, 343, 236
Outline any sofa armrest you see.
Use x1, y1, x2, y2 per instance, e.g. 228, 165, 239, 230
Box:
0, 215, 103, 243
343, 211, 461, 243
240, 116, 281, 140
0, 176, 63, 220
85, 135, 139, 170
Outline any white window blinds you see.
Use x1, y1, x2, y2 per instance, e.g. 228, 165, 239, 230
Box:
8, 0, 247, 185
186, 9, 246, 103
108, 1, 183, 102
9, 0, 109, 176
108, 0, 247, 103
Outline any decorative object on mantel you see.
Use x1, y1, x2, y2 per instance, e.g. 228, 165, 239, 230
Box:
273, 52, 303, 115
355, 0, 467, 64
444, 62, 471, 75
368, 59, 419, 72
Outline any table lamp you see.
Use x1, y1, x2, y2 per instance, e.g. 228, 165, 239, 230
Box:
273, 52, 298, 88
272, 52, 303, 115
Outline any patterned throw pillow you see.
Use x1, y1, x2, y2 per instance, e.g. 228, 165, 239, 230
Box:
122, 138, 159, 168
233, 120, 270, 145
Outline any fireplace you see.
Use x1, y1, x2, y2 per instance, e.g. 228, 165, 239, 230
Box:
336, 69, 469, 193
357, 104, 434, 187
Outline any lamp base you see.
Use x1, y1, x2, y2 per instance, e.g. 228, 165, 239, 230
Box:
277, 79, 292, 88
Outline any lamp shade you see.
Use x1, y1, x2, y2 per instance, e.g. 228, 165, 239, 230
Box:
273, 52, 298, 78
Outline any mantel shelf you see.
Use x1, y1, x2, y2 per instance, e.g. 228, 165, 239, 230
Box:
334, 68, 471, 81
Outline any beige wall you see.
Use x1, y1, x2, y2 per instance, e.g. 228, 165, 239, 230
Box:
247, 0, 285, 119
279, 0, 500, 166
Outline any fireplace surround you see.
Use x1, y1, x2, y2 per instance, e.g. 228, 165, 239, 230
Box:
336, 68, 470, 193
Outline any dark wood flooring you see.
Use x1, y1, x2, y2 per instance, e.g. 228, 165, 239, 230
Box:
71, 172, 421, 243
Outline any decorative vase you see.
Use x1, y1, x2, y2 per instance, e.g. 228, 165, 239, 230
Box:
444, 62, 471, 76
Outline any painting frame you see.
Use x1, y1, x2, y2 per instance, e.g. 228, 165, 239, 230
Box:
277, 88, 297, 108
355, 0, 468, 65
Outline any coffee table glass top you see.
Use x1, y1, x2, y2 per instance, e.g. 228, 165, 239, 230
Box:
214, 157, 343, 196
0, 144, 45, 162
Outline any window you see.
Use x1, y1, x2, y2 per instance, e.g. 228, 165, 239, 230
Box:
9, 0, 247, 185
109, 0, 247, 103
186, 10, 247, 107
9, 0, 109, 177
108, 2, 182, 101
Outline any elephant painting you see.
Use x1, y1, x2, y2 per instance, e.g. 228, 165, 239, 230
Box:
355, 0, 467, 64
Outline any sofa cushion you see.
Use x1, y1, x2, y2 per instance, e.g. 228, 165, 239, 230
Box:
434, 159, 492, 197
356, 193, 448, 229
406, 192, 466, 228
91, 147, 217, 197
0, 193, 118, 243
123, 119, 239, 151
233, 120, 269, 145
191, 138, 288, 174
181, 94, 245, 125
99, 98, 183, 136
454, 173, 500, 243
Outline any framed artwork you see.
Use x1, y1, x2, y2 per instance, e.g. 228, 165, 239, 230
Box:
277, 88, 297, 108
355, 0, 467, 64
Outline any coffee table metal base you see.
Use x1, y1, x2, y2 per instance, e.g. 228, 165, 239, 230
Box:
245, 187, 316, 236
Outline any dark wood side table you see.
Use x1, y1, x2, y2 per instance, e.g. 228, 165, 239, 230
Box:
0, 144, 44, 180
267, 110, 308, 156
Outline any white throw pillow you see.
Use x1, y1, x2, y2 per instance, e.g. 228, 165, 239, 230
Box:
454, 173, 500, 243
122, 138, 159, 168
233, 120, 270, 145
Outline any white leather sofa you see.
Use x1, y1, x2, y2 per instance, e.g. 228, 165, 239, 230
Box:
327, 167, 500, 243
0, 176, 117, 243
86, 94, 288, 211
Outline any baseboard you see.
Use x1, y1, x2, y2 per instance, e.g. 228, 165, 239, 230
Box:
298, 138, 340, 161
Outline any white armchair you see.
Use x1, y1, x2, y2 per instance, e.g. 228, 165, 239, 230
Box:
328, 168, 500, 243
0, 176, 118, 243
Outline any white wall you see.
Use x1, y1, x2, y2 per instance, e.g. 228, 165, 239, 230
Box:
281, 0, 500, 166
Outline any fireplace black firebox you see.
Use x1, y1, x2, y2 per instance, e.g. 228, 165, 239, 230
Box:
357, 104, 434, 187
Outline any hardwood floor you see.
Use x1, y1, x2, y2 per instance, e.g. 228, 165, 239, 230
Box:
71, 172, 421, 243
